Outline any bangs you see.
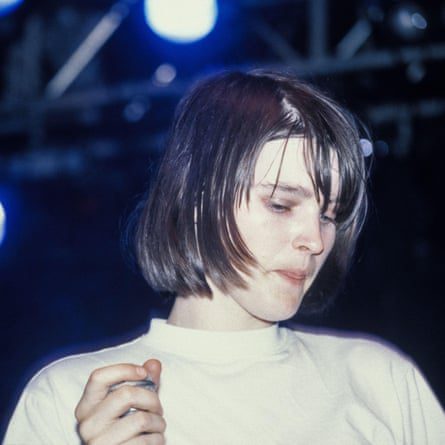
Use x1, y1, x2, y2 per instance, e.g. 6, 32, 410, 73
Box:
302, 134, 366, 231
274, 91, 368, 233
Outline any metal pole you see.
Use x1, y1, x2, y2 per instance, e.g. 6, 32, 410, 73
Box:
45, 0, 138, 99
309, 0, 328, 59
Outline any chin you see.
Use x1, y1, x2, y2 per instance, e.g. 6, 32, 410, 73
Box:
276, 293, 305, 320
255, 302, 302, 324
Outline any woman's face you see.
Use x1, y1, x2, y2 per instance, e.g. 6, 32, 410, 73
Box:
209, 138, 338, 328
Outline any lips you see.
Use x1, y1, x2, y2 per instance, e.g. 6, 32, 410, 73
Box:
275, 269, 307, 284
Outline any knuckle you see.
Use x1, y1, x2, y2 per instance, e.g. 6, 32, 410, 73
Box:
133, 411, 151, 431
159, 416, 167, 433
88, 367, 105, 384
76, 421, 89, 441
74, 405, 82, 422
138, 433, 163, 445
119, 385, 136, 404
148, 395, 162, 413
78, 416, 100, 443
118, 385, 134, 400
131, 411, 166, 434
74, 401, 88, 423
150, 433, 166, 445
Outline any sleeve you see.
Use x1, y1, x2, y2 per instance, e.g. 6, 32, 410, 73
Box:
393, 360, 445, 444
3, 370, 80, 445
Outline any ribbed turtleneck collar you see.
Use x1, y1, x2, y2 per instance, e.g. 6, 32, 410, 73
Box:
142, 319, 287, 362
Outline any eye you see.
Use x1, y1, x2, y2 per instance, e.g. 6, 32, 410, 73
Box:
266, 201, 291, 213
320, 213, 337, 226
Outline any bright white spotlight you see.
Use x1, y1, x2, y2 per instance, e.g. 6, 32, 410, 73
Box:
144, 0, 218, 44
0, 202, 6, 246
0, 0, 23, 16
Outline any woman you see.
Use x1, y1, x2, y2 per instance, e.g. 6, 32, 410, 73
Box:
5, 71, 445, 444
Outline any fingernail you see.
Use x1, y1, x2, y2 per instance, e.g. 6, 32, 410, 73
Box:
136, 366, 147, 377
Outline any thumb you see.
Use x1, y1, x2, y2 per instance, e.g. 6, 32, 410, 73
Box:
142, 359, 162, 389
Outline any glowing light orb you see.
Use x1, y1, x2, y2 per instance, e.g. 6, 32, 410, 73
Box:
0, 0, 23, 17
144, 0, 218, 44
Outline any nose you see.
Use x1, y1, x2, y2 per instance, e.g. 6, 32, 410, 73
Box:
291, 215, 324, 255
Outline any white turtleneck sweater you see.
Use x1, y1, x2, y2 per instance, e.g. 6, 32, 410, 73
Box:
4, 319, 445, 444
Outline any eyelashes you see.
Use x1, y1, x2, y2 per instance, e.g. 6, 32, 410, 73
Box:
264, 198, 337, 225
319, 213, 337, 226
266, 202, 291, 213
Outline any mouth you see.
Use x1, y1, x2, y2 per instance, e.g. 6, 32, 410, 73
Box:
275, 269, 307, 285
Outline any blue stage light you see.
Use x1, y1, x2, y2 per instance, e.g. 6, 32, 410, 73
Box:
144, 0, 218, 44
0, 0, 23, 17
0, 202, 6, 246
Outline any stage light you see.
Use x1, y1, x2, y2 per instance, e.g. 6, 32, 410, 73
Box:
390, 3, 427, 41
0, 202, 6, 246
144, 0, 218, 43
153, 63, 176, 85
0, 0, 23, 17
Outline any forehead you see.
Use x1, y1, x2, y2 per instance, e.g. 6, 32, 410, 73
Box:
253, 138, 339, 196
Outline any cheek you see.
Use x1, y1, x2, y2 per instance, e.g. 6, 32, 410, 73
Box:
235, 202, 281, 257
238, 221, 280, 261
325, 227, 336, 251
319, 226, 336, 262
240, 205, 290, 241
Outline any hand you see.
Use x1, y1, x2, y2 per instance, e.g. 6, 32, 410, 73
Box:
75, 359, 165, 445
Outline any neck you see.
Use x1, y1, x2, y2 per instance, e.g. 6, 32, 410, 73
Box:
167, 291, 273, 331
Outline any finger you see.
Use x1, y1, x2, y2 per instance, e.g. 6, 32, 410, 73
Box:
142, 359, 162, 389
79, 384, 164, 439
121, 433, 165, 445
95, 411, 166, 445
75, 364, 147, 421
104, 384, 164, 419
83, 411, 165, 445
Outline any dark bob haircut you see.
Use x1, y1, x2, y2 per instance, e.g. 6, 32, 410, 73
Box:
133, 70, 369, 314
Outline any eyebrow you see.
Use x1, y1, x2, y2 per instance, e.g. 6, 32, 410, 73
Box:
259, 182, 339, 204
258, 182, 314, 199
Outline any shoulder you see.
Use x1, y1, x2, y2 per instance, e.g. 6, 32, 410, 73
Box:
282, 324, 414, 381
282, 325, 423, 417
4, 333, 152, 443
281, 325, 445, 441
24, 332, 150, 397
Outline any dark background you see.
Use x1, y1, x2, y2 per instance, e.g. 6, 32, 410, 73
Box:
1, 0, 445, 439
